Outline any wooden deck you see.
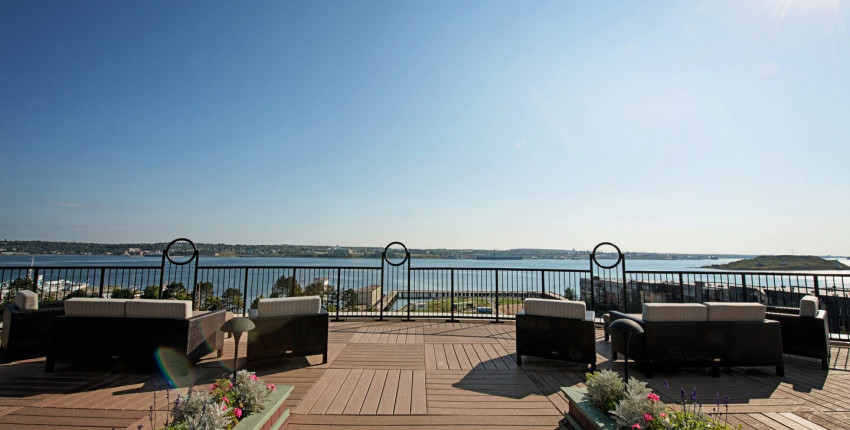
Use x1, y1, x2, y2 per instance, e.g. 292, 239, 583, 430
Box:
1, 320, 849, 429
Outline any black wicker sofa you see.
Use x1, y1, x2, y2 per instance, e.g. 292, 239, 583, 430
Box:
247, 296, 328, 365
610, 302, 784, 378
1, 290, 65, 362
45, 298, 224, 372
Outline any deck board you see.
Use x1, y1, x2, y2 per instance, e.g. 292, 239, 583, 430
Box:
1, 321, 849, 429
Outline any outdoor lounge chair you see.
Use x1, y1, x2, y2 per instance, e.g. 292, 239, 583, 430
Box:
45, 298, 224, 372
610, 303, 784, 377
247, 296, 328, 365
766, 295, 830, 370
515, 298, 597, 370
1, 290, 65, 362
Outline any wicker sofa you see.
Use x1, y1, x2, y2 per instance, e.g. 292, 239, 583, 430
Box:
766, 295, 830, 370
1, 290, 65, 362
610, 302, 784, 377
45, 298, 225, 372
515, 298, 597, 370
247, 296, 328, 365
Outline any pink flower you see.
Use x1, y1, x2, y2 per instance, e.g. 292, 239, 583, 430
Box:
228, 382, 233, 389
222, 404, 227, 410
644, 414, 654, 422
660, 413, 666, 418
647, 393, 660, 402
631, 424, 642, 430
209, 383, 218, 391
267, 383, 277, 391
222, 396, 229, 404
234, 407, 243, 419
250, 374, 259, 381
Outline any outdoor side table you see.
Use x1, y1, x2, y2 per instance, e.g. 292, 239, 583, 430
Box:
221, 317, 256, 373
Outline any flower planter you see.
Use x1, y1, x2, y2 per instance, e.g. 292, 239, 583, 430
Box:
233, 385, 293, 430
561, 387, 616, 430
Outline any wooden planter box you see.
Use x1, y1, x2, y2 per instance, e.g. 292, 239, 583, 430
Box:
561, 387, 615, 430
234, 385, 293, 430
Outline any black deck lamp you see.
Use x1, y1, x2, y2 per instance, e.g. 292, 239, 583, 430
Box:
221, 317, 256, 374
609, 318, 644, 381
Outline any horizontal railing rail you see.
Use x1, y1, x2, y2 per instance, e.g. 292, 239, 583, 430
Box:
2, 264, 848, 340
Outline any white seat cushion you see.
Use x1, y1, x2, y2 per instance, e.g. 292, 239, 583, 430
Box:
14, 290, 38, 311
125, 299, 193, 320
257, 296, 321, 317
642, 303, 708, 322
523, 298, 586, 319
799, 296, 819, 317
705, 302, 766, 322
64, 298, 128, 318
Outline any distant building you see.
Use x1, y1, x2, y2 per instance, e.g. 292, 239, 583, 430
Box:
328, 247, 352, 256
356, 285, 381, 307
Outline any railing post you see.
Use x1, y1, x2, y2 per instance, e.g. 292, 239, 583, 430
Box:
450, 269, 456, 322
334, 268, 342, 322
379, 251, 385, 321
588, 254, 596, 314
31, 268, 39, 293
813, 275, 820, 297
678, 273, 684, 303
740, 274, 748, 302
541, 270, 545, 298
242, 268, 249, 316
99, 268, 106, 298
492, 269, 501, 324
621, 253, 628, 312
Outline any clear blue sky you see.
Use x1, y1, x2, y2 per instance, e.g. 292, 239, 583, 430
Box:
2, 1, 848, 255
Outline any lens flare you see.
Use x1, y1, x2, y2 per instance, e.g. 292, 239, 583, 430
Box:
155, 347, 195, 388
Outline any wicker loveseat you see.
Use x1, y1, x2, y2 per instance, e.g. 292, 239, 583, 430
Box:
610, 302, 784, 377
766, 295, 830, 370
46, 298, 224, 372
1, 290, 65, 362
247, 296, 328, 365
515, 298, 597, 371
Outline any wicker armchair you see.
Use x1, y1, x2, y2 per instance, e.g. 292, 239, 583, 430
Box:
1, 297, 65, 362
766, 296, 830, 370
247, 297, 329, 365
45, 299, 224, 372
515, 299, 597, 371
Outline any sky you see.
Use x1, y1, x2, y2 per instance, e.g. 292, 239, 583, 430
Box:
2, 1, 849, 255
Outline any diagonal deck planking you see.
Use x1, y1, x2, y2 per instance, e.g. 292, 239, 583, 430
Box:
0, 321, 849, 429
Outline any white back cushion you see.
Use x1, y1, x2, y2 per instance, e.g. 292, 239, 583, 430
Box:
64, 298, 127, 317
125, 299, 192, 320
705, 302, 766, 322
523, 298, 586, 319
642, 303, 707, 322
15, 290, 38, 310
799, 296, 819, 317
257, 296, 321, 317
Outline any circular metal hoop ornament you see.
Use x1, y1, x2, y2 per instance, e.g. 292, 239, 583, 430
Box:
591, 242, 623, 269
165, 238, 198, 266
383, 241, 409, 267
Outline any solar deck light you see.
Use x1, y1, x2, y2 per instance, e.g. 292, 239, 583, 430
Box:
221, 317, 256, 375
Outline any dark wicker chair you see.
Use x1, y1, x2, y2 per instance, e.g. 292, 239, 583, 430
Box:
45, 309, 225, 372
610, 310, 784, 377
247, 312, 329, 365
516, 312, 597, 370
766, 306, 830, 370
1, 302, 65, 362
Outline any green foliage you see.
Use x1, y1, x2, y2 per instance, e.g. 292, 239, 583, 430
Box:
204, 296, 225, 311
222, 288, 244, 312
271, 276, 302, 298
250, 295, 264, 310
585, 370, 625, 413
611, 378, 666, 429
341, 288, 358, 310
162, 282, 189, 300
656, 409, 739, 429
9, 277, 34, 291
142, 285, 160, 299
196, 282, 214, 296
564, 288, 577, 301
63, 289, 90, 300
109, 288, 135, 299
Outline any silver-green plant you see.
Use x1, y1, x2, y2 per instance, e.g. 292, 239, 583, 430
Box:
584, 370, 625, 413
231, 370, 271, 414
610, 377, 666, 429
168, 390, 231, 430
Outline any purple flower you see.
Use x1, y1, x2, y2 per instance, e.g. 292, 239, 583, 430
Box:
680, 388, 686, 403
691, 387, 698, 402
663, 379, 669, 389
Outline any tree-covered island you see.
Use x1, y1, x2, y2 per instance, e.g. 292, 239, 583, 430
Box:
704, 255, 849, 271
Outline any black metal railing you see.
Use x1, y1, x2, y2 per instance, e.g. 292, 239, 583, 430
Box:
2, 263, 849, 340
